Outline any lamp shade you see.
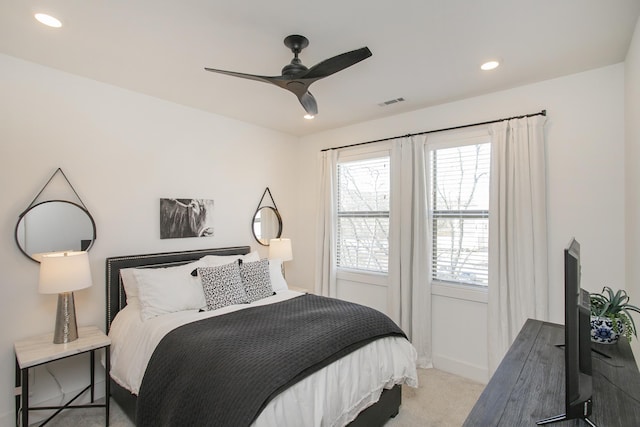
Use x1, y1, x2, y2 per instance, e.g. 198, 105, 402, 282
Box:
39, 251, 92, 294
269, 238, 293, 262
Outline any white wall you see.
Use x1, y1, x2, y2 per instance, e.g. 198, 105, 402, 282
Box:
0, 53, 298, 424
292, 64, 626, 382
625, 17, 640, 360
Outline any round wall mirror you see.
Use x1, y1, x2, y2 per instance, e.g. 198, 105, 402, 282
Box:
252, 206, 282, 246
15, 200, 97, 262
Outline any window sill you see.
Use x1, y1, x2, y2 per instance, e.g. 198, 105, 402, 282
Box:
431, 281, 488, 304
336, 269, 388, 287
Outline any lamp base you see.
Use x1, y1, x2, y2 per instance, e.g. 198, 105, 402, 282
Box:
54, 292, 79, 344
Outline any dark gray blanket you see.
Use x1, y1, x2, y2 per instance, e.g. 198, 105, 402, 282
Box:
135, 294, 406, 427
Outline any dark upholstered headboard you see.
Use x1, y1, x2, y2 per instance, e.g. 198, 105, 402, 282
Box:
105, 246, 251, 332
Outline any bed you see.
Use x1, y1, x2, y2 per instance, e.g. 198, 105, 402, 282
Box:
105, 246, 417, 426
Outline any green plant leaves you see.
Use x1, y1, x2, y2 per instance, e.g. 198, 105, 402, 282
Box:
590, 286, 640, 340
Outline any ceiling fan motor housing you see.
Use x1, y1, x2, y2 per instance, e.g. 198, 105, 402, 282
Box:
282, 60, 308, 76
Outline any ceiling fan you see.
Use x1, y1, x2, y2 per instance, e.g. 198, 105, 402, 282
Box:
204, 35, 372, 116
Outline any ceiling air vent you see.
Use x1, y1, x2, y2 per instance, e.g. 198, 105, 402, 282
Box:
378, 97, 405, 107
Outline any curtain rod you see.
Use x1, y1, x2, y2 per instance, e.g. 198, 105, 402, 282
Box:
320, 109, 547, 152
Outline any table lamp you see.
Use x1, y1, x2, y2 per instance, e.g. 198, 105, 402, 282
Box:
269, 238, 293, 277
39, 251, 92, 344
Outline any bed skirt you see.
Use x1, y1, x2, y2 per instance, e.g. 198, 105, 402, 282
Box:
110, 379, 402, 427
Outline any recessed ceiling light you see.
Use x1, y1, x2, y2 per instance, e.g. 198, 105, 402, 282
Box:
35, 13, 62, 28
304, 114, 315, 120
481, 60, 500, 71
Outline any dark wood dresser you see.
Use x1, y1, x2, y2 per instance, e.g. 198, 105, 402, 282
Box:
464, 319, 640, 426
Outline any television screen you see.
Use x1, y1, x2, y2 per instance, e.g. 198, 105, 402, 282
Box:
537, 238, 594, 426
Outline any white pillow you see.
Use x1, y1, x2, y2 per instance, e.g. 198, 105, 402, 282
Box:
120, 268, 140, 304
134, 259, 208, 321
268, 259, 288, 292
202, 251, 260, 267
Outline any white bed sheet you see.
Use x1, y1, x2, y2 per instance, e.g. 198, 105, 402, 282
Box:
108, 290, 418, 427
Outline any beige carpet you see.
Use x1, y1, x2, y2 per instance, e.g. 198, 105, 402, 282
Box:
386, 368, 485, 427
34, 368, 484, 427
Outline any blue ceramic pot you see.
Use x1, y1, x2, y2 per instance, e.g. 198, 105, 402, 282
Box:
590, 315, 624, 344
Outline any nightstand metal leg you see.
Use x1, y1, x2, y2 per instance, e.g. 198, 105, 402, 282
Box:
15, 357, 21, 426
21, 365, 29, 427
90, 350, 95, 403
105, 347, 110, 426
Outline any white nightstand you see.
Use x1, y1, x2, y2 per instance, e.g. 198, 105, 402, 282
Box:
14, 325, 111, 426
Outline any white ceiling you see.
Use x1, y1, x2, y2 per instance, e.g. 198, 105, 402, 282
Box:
1, 1, 639, 136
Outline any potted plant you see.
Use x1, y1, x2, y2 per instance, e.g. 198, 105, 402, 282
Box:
590, 286, 640, 344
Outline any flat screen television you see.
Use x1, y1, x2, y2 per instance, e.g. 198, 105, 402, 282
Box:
537, 238, 596, 427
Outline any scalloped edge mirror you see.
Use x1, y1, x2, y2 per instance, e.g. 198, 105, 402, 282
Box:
15, 169, 97, 262
252, 188, 282, 246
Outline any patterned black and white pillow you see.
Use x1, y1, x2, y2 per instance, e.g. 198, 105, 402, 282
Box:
198, 261, 248, 311
240, 259, 274, 303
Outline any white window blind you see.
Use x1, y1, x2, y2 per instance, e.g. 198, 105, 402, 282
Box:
430, 142, 490, 286
336, 155, 390, 273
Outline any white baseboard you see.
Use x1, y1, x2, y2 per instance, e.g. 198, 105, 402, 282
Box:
432, 353, 489, 384
2, 379, 106, 426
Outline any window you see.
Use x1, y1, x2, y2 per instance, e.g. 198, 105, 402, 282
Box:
430, 140, 490, 286
336, 154, 390, 273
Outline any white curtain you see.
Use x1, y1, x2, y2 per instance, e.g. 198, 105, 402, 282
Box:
389, 136, 432, 368
315, 150, 338, 297
487, 115, 549, 375
315, 138, 432, 367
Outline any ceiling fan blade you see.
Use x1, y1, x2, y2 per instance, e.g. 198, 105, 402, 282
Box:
302, 47, 372, 80
204, 67, 276, 85
299, 91, 317, 115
